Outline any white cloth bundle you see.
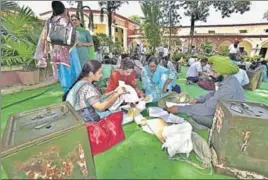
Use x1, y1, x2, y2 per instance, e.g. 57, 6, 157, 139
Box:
162, 122, 193, 157
109, 81, 140, 111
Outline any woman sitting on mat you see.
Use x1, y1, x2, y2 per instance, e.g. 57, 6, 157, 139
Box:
105, 58, 145, 98
141, 56, 181, 102
62, 60, 126, 122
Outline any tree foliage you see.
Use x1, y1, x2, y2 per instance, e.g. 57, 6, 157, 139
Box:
94, 33, 123, 54
180, 1, 251, 52
67, 1, 94, 30
159, 1, 181, 27
140, 1, 161, 53
263, 10, 268, 20
200, 40, 213, 55
1, 0, 20, 12
159, 1, 181, 48
128, 15, 141, 24
99, 1, 127, 39
1, 5, 43, 69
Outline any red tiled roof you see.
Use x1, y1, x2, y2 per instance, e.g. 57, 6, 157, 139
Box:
39, 7, 140, 25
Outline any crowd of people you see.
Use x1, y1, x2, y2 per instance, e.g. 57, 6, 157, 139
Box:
33, 1, 268, 154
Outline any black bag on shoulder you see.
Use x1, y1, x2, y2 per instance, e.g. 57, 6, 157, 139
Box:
46, 17, 76, 46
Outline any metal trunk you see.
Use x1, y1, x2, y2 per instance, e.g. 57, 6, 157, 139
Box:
1, 102, 96, 179
209, 100, 268, 178
244, 68, 263, 91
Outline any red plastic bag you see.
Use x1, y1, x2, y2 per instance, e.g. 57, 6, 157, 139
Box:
86, 111, 125, 155
198, 80, 215, 91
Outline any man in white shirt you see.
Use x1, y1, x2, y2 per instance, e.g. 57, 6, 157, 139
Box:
188, 55, 197, 66
234, 68, 249, 86
157, 45, 164, 58
163, 45, 169, 58
186, 58, 208, 84
229, 41, 239, 61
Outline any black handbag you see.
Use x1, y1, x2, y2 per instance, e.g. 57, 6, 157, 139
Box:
46, 17, 76, 46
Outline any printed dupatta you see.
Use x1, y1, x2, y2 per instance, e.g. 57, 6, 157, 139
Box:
34, 15, 74, 67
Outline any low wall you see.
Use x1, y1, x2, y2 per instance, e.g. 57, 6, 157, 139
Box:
1, 65, 54, 88
1, 70, 22, 88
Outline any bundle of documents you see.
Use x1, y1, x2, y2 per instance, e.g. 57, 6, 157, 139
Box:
148, 107, 185, 124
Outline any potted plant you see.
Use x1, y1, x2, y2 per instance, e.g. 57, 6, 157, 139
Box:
6, 38, 40, 85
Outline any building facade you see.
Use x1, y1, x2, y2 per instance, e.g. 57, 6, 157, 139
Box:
129, 22, 268, 59
39, 8, 140, 51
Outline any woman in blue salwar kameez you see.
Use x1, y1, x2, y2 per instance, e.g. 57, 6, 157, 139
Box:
141, 56, 181, 102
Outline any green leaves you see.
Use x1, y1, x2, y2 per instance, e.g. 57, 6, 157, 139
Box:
159, 1, 181, 27
264, 10, 268, 20
1, 3, 42, 69
200, 40, 214, 55
1, 0, 20, 12
212, 1, 251, 18
128, 15, 141, 24
140, 1, 161, 53
1, 37, 35, 67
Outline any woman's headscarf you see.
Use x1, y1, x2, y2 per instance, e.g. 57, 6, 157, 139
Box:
208, 55, 239, 75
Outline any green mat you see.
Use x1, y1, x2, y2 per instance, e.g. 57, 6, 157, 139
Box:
1, 67, 268, 179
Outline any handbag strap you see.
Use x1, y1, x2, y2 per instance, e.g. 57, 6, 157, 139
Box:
48, 17, 72, 27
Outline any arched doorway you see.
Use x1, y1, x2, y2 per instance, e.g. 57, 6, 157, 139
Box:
218, 40, 232, 47
218, 40, 232, 55
239, 40, 253, 56
260, 41, 268, 59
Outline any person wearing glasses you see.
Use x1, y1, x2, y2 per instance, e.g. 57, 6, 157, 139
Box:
71, 15, 95, 67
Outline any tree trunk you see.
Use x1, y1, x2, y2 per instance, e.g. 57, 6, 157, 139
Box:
80, 2, 85, 27
169, 11, 172, 49
188, 14, 195, 53
77, 1, 85, 27
107, 2, 113, 40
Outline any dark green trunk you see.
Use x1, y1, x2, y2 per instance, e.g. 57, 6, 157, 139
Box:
188, 14, 195, 53
107, 2, 113, 40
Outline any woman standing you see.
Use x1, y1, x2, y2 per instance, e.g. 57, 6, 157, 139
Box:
34, 1, 81, 93
71, 15, 95, 67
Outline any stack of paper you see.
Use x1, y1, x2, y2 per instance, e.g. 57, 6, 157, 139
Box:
148, 107, 185, 124
166, 102, 190, 108
148, 107, 169, 117
166, 114, 185, 124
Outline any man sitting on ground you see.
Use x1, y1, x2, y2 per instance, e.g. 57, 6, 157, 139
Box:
188, 55, 197, 66
167, 56, 245, 129
186, 58, 209, 84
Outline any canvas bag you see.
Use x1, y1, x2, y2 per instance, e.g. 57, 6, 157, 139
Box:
47, 17, 76, 46
86, 111, 125, 155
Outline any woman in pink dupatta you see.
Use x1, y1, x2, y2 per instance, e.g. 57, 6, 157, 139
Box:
34, 1, 81, 93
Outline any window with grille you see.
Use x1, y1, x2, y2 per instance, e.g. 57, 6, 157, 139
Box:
239, 30, 248, 33
208, 30, 215, 34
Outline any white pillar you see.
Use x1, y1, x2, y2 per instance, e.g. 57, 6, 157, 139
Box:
112, 26, 116, 42
123, 28, 128, 52
105, 18, 109, 37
